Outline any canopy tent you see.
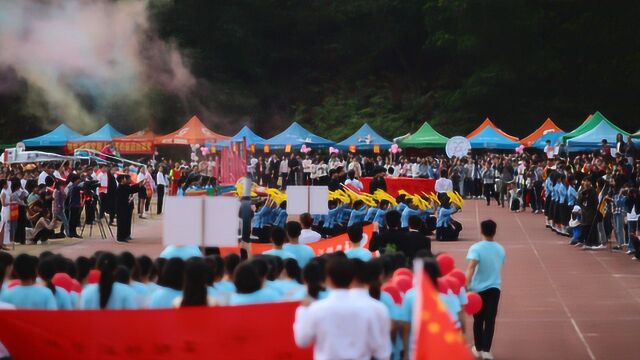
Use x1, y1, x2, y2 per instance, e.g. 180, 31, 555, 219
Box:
532, 131, 566, 150
566, 120, 633, 152
466, 118, 520, 150
632, 129, 640, 138
154, 116, 229, 145
66, 124, 125, 153
520, 118, 563, 147
336, 123, 393, 151
561, 111, 629, 142
397, 122, 449, 148
23, 124, 82, 147
210, 126, 266, 149
113, 129, 157, 155
258, 122, 334, 150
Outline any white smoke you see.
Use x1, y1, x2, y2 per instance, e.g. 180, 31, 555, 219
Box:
0, 0, 196, 131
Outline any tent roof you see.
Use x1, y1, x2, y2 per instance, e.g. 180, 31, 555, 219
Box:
210, 126, 266, 148
259, 122, 334, 149
154, 116, 229, 145
466, 118, 519, 142
533, 131, 566, 150
520, 118, 563, 147
467, 125, 521, 150
632, 129, 640, 138
23, 124, 82, 147
566, 119, 632, 151
71, 124, 125, 142
114, 129, 157, 142
562, 111, 629, 141
398, 122, 449, 148
336, 123, 392, 150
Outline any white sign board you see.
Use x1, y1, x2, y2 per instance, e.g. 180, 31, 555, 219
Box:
204, 197, 241, 247
309, 186, 329, 214
286, 186, 310, 214
163, 197, 203, 246
445, 136, 471, 158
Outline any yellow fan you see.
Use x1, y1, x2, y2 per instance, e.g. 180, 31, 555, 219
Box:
373, 189, 398, 206
422, 191, 440, 205
446, 191, 464, 208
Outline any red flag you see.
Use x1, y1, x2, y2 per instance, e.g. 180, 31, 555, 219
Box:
412, 263, 473, 360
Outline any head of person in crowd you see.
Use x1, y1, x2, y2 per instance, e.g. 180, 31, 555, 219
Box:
95, 252, 118, 309
283, 258, 302, 283
285, 221, 302, 243
299, 213, 314, 230
204, 255, 224, 286
233, 262, 261, 294
224, 253, 240, 280
302, 259, 326, 299
481, 219, 497, 241
160, 257, 185, 291
385, 210, 401, 230
181, 258, 209, 307
347, 223, 364, 246
14, 254, 38, 284
0, 252, 14, 288
325, 256, 355, 290
270, 226, 287, 249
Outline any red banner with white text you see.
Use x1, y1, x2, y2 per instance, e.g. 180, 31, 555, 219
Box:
0, 302, 311, 360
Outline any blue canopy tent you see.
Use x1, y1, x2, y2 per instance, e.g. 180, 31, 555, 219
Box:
335, 124, 392, 151
73, 124, 125, 142
258, 122, 334, 150
566, 120, 635, 152
467, 121, 521, 150
532, 131, 566, 150
23, 124, 82, 147
208, 126, 265, 149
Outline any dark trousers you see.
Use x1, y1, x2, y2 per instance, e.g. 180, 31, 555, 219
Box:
581, 223, 599, 246
116, 205, 133, 241
473, 288, 501, 352
483, 183, 495, 205
68, 206, 81, 236
435, 220, 462, 241
157, 185, 165, 214
85, 200, 96, 225
99, 193, 107, 218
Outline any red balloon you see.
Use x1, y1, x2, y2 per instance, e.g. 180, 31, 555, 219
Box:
436, 253, 455, 275
393, 268, 413, 279
449, 269, 467, 286
71, 279, 82, 293
52, 273, 73, 292
393, 276, 413, 293
87, 269, 101, 284
7, 279, 20, 289
382, 283, 403, 305
436, 277, 450, 293
464, 292, 483, 315
445, 276, 462, 295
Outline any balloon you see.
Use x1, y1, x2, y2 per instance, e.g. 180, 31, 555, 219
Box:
87, 269, 101, 284
52, 273, 74, 292
449, 269, 467, 286
300, 144, 311, 153
382, 283, 403, 305
393, 268, 413, 279
390, 143, 399, 154
329, 146, 339, 154
444, 276, 462, 295
393, 276, 413, 293
436, 253, 455, 275
464, 292, 483, 315
71, 279, 82, 293
436, 277, 450, 293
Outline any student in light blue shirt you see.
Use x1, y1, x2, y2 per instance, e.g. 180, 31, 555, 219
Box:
263, 226, 295, 260
291, 259, 329, 301
0, 254, 57, 309
272, 202, 288, 228
347, 200, 368, 227
265, 257, 304, 299
148, 257, 185, 308
80, 253, 138, 309
401, 201, 422, 229
465, 219, 505, 359
344, 223, 373, 261
364, 204, 379, 223
159, 245, 202, 261
283, 221, 315, 268
373, 200, 391, 228
38, 257, 72, 309
229, 261, 281, 305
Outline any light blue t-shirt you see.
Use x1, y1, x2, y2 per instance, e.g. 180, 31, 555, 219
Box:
0, 285, 57, 309
262, 248, 294, 260
80, 283, 138, 309
466, 240, 506, 292
214, 280, 236, 293
290, 287, 330, 301
270, 279, 304, 299
345, 246, 372, 261
229, 287, 282, 305
159, 245, 202, 260
130, 281, 151, 307
52, 286, 73, 309
283, 243, 315, 268
148, 287, 182, 309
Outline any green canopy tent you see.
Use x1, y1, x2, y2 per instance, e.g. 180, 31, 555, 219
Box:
398, 122, 449, 148
562, 111, 629, 142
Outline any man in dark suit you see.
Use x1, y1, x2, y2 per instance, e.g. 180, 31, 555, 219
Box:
115, 174, 144, 243
402, 215, 432, 260
105, 166, 118, 225
369, 167, 387, 194
369, 210, 407, 254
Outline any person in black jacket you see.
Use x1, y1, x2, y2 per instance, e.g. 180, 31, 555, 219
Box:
368, 210, 407, 255
369, 167, 387, 194
104, 166, 118, 225
115, 174, 145, 243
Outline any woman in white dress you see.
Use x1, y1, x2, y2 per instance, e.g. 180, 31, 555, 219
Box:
0, 180, 11, 250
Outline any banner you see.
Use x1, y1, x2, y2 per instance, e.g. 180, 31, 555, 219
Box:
219, 224, 374, 256
0, 302, 312, 360
66, 141, 154, 155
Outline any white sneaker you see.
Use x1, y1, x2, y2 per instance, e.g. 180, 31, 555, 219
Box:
471, 346, 480, 358
481, 351, 495, 360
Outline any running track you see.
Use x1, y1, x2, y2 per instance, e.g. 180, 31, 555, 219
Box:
12, 200, 640, 359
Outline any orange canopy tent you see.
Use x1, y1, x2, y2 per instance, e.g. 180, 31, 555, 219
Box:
154, 116, 230, 145
113, 129, 157, 155
466, 118, 519, 141
520, 118, 563, 147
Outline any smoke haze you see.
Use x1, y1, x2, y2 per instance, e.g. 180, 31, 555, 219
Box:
0, 0, 196, 132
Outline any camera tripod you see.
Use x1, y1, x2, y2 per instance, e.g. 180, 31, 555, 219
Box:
80, 200, 114, 240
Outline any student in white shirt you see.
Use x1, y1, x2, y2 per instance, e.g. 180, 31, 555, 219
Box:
156, 165, 167, 214
299, 213, 321, 244
294, 256, 391, 360
344, 170, 363, 191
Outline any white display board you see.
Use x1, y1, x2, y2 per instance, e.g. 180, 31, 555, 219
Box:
309, 186, 329, 214
204, 197, 241, 247
286, 186, 310, 214
163, 196, 203, 246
